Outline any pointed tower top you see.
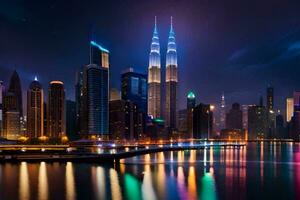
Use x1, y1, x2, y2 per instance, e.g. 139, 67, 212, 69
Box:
170, 16, 174, 33
154, 16, 158, 34
34, 76, 38, 81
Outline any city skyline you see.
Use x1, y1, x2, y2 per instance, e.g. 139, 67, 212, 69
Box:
1, 1, 300, 112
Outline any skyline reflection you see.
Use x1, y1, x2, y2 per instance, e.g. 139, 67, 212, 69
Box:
0, 143, 298, 199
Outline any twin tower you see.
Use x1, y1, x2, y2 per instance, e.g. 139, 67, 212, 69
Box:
148, 16, 178, 130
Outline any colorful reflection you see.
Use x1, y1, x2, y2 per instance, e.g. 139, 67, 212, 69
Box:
19, 162, 30, 200
200, 168, 217, 200
124, 174, 142, 200
38, 162, 48, 200
66, 162, 76, 200
0, 143, 299, 199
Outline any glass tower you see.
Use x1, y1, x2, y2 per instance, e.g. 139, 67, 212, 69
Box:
165, 16, 178, 129
81, 41, 109, 137
148, 17, 161, 119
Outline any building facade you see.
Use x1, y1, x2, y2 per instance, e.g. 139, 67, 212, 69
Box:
3, 92, 20, 140
109, 100, 142, 140
286, 98, 294, 122
247, 105, 268, 139
193, 103, 213, 139
47, 81, 65, 138
226, 103, 243, 130
27, 78, 44, 138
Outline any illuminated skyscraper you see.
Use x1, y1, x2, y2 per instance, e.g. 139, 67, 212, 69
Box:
27, 77, 44, 138
165, 16, 178, 130
266, 86, 274, 111
8, 70, 23, 117
81, 41, 109, 137
148, 17, 161, 119
220, 92, 226, 130
47, 81, 65, 138
286, 98, 293, 122
187, 91, 196, 138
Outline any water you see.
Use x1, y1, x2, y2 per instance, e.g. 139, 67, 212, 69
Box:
0, 142, 299, 200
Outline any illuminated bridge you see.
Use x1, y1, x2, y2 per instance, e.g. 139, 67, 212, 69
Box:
0, 142, 246, 163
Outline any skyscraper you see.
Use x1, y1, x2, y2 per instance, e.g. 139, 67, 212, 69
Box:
8, 70, 23, 117
165, 17, 178, 130
3, 92, 20, 140
121, 68, 147, 114
286, 98, 294, 122
226, 103, 243, 130
266, 86, 274, 111
148, 17, 161, 119
187, 91, 196, 138
193, 103, 213, 139
27, 77, 44, 138
75, 69, 83, 134
66, 100, 77, 140
220, 92, 226, 130
81, 41, 109, 137
248, 105, 268, 139
47, 81, 65, 138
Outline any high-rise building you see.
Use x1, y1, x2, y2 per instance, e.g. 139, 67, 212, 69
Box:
148, 17, 161, 119
242, 105, 249, 130
275, 113, 286, 139
165, 17, 178, 130
75, 69, 83, 134
0, 81, 4, 136
27, 78, 44, 138
286, 98, 294, 122
80, 41, 109, 137
121, 68, 147, 114
109, 100, 142, 140
66, 100, 77, 140
220, 92, 226, 130
247, 105, 268, 139
266, 86, 274, 111
3, 92, 20, 140
8, 70, 23, 117
193, 103, 213, 139
177, 109, 187, 133
187, 91, 196, 138
47, 81, 65, 138
226, 103, 243, 130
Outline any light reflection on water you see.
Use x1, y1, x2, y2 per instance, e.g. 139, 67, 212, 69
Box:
0, 143, 299, 199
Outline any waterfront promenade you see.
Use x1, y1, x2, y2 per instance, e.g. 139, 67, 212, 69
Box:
0, 142, 246, 163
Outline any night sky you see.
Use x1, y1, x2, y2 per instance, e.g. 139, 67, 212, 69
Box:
1, 0, 300, 113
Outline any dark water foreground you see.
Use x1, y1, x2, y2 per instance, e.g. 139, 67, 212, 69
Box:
0, 142, 299, 200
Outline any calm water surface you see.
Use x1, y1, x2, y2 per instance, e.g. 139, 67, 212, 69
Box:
0, 142, 299, 200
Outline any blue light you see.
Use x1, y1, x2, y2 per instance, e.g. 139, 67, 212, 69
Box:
90, 41, 109, 53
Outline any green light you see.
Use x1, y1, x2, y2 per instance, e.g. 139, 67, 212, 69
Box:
200, 172, 217, 200
187, 91, 195, 99
90, 41, 109, 53
153, 118, 165, 123
124, 174, 142, 200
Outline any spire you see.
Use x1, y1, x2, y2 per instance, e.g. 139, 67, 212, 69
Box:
34, 76, 38, 81
170, 16, 174, 33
